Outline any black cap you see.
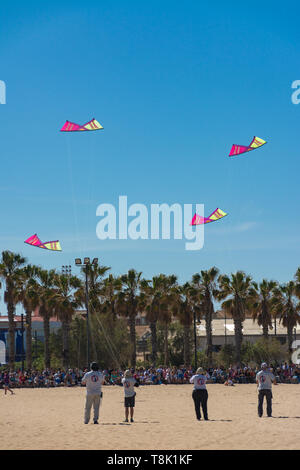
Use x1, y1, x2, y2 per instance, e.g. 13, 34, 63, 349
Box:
91, 362, 99, 371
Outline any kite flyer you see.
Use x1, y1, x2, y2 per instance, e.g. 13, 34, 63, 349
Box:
81, 362, 105, 424
256, 362, 277, 418
189, 367, 209, 421
122, 369, 139, 423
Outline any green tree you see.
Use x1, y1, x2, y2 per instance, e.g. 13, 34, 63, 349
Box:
52, 273, 82, 368
0, 251, 27, 370
192, 267, 219, 366
156, 275, 178, 366
217, 271, 252, 366
140, 274, 177, 365
15, 265, 39, 369
35, 268, 57, 369
250, 279, 277, 339
175, 282, 199, 366
100, 274, 122, 323
272, 282, 300, 353
117, 269, 143, 368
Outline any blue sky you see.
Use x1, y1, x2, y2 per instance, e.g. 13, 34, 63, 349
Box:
1, 1, 300, 313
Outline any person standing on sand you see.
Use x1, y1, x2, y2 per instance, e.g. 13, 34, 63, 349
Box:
122, 369, 139, 423
3, 371, 15, 395
81, 362, 105, 425
256, 362, 276, 418
190, 367, 208, 421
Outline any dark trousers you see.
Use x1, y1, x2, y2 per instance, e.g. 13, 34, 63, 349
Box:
258, 389, 272, 417
192, 389, 208, 420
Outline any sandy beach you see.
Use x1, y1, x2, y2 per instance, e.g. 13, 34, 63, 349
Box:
0, 384, 299, 450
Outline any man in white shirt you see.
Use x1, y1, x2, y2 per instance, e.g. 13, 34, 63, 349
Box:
189, 367, 209, 421
256, 362, 276, 418
82, 362, 105, 424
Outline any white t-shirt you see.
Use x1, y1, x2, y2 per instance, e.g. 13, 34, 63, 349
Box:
82, 371, 104, 395
190, 374, 207, 390
256, 370, 275, 390
122, 377, 137, 397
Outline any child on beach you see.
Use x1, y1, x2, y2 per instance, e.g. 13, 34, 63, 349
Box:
224, 378, 234, 386
122, 369, 139, 423
3, 371, 14, 395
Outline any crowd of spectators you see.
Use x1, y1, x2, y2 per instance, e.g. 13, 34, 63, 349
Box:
0, 362, 299, 389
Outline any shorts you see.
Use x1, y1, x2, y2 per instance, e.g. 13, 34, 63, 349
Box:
124, 394, 135, 408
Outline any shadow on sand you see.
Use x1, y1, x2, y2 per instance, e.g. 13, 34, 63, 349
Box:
206, 419, 232, 422
272, 416, 300, 419
100, 421, 160, 425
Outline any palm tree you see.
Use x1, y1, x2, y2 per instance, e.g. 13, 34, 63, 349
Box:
140, 274, 177, 365
52, 273, 82, 368
117, 269, 143, 368
272, 281, 300, 353
75, 263, 110, 362
0, 251, 27, 370
156, 275, 178, 366
99, 274, 122, 323
15, 265, 39, 369
81, 263, 111, 315
250, 280, 277, 339
192, 267, 219, 366
217, 271, 252, 366
35, 268, 56, 369
175, 282, 199, 366
294, 267, 300, 300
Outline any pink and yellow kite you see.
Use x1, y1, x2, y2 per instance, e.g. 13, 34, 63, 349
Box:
229, 136, 266, 157
190, 208, 228, 226
25, 234, 62, 251
60, 118, 103, 132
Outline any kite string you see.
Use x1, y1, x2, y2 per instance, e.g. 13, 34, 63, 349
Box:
66, 135, 83, 259
93, 313, 123, 370
84, 136, 95, 253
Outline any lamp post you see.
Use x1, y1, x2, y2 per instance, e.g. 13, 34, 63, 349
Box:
193, 309, 197, 369
75, 257, 98, 368
62, 265, 72, 277
34, 330, 38, 361
21, 313, 25, 372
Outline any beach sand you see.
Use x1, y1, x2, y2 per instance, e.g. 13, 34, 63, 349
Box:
0, 384, 299, 450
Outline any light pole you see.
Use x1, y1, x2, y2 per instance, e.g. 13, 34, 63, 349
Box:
62, 265, 72, 277
75, 257, 98, 368
21, 313, 25, 372
34, 330, 38, 362
193, 309, 197, 369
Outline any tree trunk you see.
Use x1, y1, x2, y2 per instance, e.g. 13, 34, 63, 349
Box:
164, 322, 169, 366
287, 324, 294, 354
43, 311, 51, 369
205, 301, 213, 367
7, 300, 15, 372
150, 321, 157, 365
25, 307, 32, 369
129, 314, 136, 368
62, 319, 70, 368
233, 317, 243, 367
262, 323, 269, 340
183, 324, 191, 366
262, 304, 269, 339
